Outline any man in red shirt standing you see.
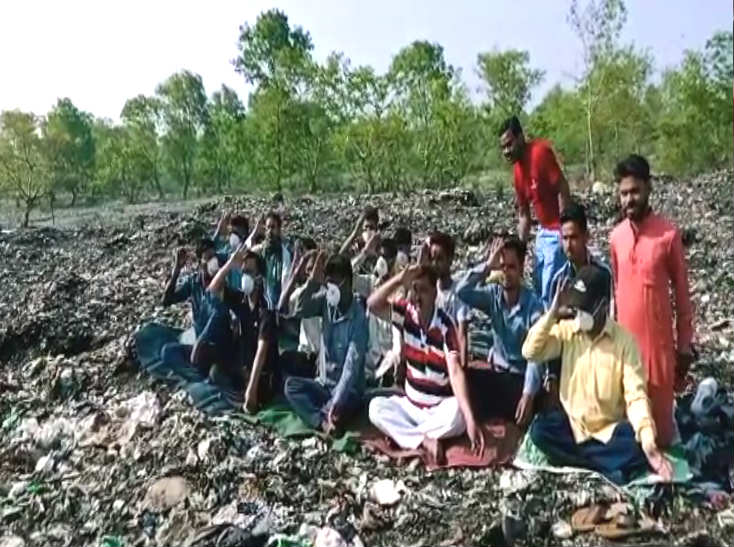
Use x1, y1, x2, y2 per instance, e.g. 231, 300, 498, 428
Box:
499, 116, 571, 306
610, 154, 694, 447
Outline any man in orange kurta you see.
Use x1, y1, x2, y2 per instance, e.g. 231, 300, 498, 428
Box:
610, 155, 694, 448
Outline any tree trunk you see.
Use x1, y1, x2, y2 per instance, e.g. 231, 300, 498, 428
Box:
23, 203, 31, 228
585, 90, 596, 182
70, 189, 78, 207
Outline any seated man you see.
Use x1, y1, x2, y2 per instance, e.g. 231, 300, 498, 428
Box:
197, 247, 277, 413
367, 265, 485, 463
212, 211, 250, 289
278, 239, 321, 379
456, 237, 544, 426
146, 238, 224, 384
340, 206, 380, 274
246, 211, 292, 311
284, 252, 369, 434
522, 265, 673, 484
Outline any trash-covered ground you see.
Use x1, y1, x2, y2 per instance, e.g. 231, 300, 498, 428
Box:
1, 171, 733, 547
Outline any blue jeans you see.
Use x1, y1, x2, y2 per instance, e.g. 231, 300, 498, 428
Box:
534, 228, 566, 307
285, 377, 362, 429
530, 408, 649, 484
147, 342, 207, 385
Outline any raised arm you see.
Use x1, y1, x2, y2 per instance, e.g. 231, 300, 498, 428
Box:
213, 210, 231, 243
292, 250, 327, 319
456, 238, 503, 313
161, 247, 190, 306
277, 250, 314, 314
352, 231, 380, 270
522, 282, 568, 362
367, 266, 420, 321
245, 215, 265, 251
208, 243, 247, 299
339, 211, 366, 256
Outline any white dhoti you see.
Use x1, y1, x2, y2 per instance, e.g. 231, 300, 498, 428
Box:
368, 395, 466, 449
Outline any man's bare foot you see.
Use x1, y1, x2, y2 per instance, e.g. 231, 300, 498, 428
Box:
422, 437, 445, 465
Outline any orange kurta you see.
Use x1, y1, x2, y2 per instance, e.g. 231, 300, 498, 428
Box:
610, 212, 694, 447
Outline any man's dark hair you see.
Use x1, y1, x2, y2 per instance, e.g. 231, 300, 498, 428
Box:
380, 237, 397, 260
243, 250, 266, 277
428, 231, 455, 258
416, 264, 439, 287
363, 206, 379, 225
502, 237, 527, 264
265, 211, 282, 227
195, 237, 216, 259
393, 227, 412, 248
614, 154, 651, 183
560, 202, 588, 233
298, 236, 317, 251
325, 253, 353, 283
498, 115, 523, 138
230, 215, 249, 233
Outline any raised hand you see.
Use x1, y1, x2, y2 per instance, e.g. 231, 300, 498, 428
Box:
174, 247, 188, 269
486, 237, 504, 270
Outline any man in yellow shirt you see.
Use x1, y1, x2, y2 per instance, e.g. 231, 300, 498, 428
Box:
522, 265, 672, 484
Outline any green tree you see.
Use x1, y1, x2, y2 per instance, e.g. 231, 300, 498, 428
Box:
94, 120, 146, 204
477, 49, 544, 118
530, 85, 585, 167
121, 95, 164, 198
234, 9, 314, 192
0, 110, 50, 227
656, 32, 733, 174
156, 70, 208, 199
43, 98, 95, 206
198, 85, 246, 193
568, 0, 627, 180
389, 41, 456, 187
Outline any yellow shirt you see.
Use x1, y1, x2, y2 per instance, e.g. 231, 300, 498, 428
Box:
522, 312, 656, 449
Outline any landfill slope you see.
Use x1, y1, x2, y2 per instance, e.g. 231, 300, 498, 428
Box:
0, 170, 732, 547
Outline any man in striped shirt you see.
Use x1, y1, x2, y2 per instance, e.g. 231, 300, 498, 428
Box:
367, 265, 485, 463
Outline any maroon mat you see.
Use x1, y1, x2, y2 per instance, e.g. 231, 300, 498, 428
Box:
360, 419, 523, 471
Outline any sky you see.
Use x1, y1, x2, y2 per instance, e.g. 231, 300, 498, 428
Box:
0, 0, 730, 120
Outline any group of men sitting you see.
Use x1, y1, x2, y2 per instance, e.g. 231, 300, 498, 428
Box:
134, 116, 695, 485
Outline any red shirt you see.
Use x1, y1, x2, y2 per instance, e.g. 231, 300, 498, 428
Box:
513, 138, 563, 230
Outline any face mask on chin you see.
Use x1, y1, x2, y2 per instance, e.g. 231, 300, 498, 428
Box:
395, 250, 409, 268
374, 256, 389, 279
206, 257, 220, 277
573, 300, 605, 333
241, 273, 254, 295
229, 233, 242, 248
325, 282, 341, 308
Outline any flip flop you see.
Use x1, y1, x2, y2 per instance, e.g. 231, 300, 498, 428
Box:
571, 504, 608, 532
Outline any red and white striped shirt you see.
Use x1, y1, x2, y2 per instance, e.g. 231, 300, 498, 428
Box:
391, 299, 460, 407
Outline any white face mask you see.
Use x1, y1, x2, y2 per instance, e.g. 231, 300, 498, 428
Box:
574, 310, 594, 333
395, 250, 409, 267
229, 233, 241, 248
573, 300, 604, 333
206, 257, 220, 277
374, 256, 389, 279
241, 273, 254, 295
325, 282, 341, 308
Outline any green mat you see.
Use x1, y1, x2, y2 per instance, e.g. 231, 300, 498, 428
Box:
231, 402, 362, 454
513, 432, 692, 492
